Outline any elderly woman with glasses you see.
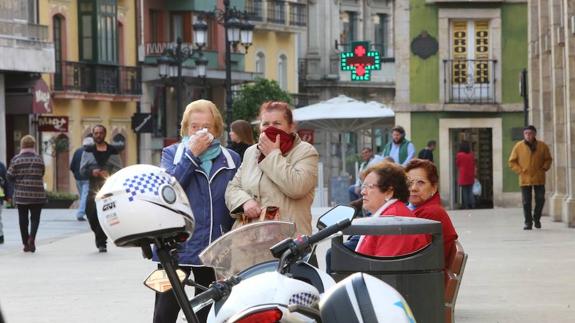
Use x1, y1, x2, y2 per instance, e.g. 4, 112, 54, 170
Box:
404, 158, 458, 267
354, 161, 429, 257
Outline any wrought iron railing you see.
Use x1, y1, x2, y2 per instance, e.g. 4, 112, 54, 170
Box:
267, 0, 286, 24
246, 0, 264, 21
289, 2, 306, 26
443, 59, 497, 104
54, 61, 141, 95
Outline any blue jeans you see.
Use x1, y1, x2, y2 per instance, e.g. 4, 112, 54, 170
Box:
76, 180, 89, 218
348, 184, 360, 202
461, 185, 475, 209
325, 235, 360, 274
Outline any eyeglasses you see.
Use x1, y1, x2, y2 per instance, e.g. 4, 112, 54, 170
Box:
360, 183, 380, 191
407, 178, 429, 188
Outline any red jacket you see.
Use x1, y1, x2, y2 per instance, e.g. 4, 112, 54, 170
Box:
455, 152, 475, 186
355, 200, 430, 257
413, 193, 458, 268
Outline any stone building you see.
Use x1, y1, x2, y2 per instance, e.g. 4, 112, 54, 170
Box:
528, 0, 575, 226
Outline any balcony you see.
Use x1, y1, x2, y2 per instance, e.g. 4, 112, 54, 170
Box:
246, 0, 307, 31
0, 20, 54, 73
443, 59, 497, 104
54, 61, 141, 98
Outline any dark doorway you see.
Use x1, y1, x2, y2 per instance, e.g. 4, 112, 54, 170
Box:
450, 128, 493, 209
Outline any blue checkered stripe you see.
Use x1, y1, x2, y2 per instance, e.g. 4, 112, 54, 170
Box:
288, 292, 319, 307
123, 172, 168, 202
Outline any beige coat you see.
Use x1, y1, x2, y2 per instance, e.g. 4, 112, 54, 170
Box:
225, 136, 319, 235
508, 140, 552, 186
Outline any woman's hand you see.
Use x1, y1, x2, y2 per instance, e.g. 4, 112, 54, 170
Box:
258, 133, 280, 157
189, 132, 212, 157
242, 199, 262, 219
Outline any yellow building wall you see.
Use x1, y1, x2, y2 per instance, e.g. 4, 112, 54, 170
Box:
39, 0, 139, 192
244, 30, 298, 93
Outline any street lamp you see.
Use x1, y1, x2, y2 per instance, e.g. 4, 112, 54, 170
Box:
194, 0, 254, 135
158, 34, 208, 137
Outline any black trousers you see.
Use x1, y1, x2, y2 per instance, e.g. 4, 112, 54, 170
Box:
521, 185, 545, 225
153, 266, 216, 323
85, 193, 107, 248
17, 204, 43, 244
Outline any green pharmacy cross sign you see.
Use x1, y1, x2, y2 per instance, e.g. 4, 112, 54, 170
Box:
340, 41, 381, 81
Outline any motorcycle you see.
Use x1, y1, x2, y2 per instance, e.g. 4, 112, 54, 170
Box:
146, 205, 416, 323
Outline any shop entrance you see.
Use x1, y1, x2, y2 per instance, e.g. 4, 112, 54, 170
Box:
450, 128, 493, 209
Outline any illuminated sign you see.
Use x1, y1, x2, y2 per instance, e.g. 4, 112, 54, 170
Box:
340, 41, 381, 81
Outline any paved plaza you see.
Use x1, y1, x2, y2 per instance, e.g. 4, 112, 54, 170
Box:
0, 207, 574, 322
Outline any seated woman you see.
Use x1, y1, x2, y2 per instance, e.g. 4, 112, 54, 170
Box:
404, 159, 459, 268
354, 162, 429, 257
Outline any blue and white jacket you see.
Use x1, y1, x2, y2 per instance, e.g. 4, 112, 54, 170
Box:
158, 142, 240, 265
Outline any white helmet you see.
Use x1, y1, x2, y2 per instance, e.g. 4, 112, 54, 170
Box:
319, 273, 416, 323
95, 164, 194, 247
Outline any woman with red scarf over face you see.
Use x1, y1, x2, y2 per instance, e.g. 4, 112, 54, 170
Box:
225, 101, 319, 236
404, 159, 459, 269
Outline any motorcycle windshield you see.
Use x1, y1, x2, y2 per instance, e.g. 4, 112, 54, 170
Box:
199, 221, 296, 280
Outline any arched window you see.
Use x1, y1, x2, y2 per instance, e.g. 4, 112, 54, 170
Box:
255, 51, 265, 74
278, 54, 288, 90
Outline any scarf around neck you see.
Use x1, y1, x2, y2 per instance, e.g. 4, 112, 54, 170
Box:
258, 127, 296, 162
524, 139, 537, 152
199, 140, 222, 175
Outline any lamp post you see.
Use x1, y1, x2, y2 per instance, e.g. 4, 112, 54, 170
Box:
194, 0, 254, 135
158, 35, 208, 137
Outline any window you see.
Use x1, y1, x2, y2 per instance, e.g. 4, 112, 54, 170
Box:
256, 52, 265, 74
53, 15, 64, 89
171, 13, 184, 42
341, 11, 357, 46
79, 0, 118, 63
374, 14, 390, 57
278, 54, 288, 90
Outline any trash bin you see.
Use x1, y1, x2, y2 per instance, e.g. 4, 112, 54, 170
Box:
330, 216, 444, 323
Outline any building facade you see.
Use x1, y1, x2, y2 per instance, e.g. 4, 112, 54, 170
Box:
38, 0, 140, 192
0, 0, 54, 165
397, 0, 528, 209
138, 0, 259, 165
528, 0, 575, 226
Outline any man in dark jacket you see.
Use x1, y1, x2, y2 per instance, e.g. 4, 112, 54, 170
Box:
69, 137, 92, 221
417, 140, 436, 162
80, 125, 123, 252
0, 161, 11, 244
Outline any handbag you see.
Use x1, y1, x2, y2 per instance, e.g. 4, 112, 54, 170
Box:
237, 206, 280, 226
472, 178, 482, 196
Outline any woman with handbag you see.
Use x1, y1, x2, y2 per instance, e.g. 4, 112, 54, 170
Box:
6, 135, 47, 252
225, 101, 319, 236
154, 99, 241, 323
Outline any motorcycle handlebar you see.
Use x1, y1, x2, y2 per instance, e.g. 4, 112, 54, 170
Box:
189, 276, 241, 309
307, 218, 352, 246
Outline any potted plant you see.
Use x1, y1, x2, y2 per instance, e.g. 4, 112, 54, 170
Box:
45, 191, 78, 209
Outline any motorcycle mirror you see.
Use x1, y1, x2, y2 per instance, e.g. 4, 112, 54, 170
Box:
316, 205, 355, 230
143, 269, 187, 293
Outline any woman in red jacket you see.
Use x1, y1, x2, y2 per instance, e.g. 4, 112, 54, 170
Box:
455, 141, 476, 209
355, 162, 429, 257
404, 159, 458, 268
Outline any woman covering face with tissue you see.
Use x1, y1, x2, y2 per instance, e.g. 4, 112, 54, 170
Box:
153, 99, 241, 323
225, 101, 319, 236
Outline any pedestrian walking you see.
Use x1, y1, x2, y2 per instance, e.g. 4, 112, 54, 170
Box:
508, 125, 552, 230
417, 140, 436, 162
382, 125, 416, 166
6, 135, 47, 252
0, 161, 12, 244
80, 125, 122, 252
227, 119, 255, 161
455, 141, 476, 209
69, 136, 92, 221
348, 147, 383, 202
226, 101, 319, 236
153, 99, 240, 323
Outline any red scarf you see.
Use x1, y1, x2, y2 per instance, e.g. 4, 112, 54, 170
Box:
258, 127, 296, 162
